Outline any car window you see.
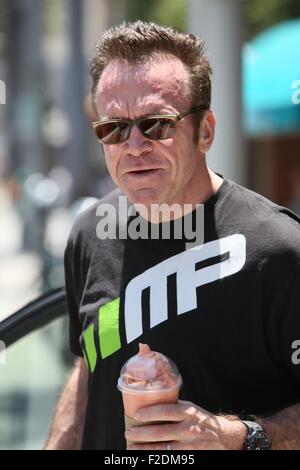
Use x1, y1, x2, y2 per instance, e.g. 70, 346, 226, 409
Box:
0, 315, 74, 450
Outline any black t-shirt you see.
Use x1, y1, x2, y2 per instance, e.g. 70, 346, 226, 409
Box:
64, 177, 300, 450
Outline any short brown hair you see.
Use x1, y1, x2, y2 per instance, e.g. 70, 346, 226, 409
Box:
90, 21, 212, 137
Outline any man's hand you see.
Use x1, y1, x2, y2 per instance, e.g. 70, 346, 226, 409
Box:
126, 400, 247, 450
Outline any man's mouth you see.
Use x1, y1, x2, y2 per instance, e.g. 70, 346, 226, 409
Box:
127, 169, 162, 177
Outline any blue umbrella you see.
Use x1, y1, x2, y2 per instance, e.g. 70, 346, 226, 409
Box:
243, 18, 300, 134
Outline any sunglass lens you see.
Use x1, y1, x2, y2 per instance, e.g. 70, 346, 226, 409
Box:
140, 118, 176, 140
96, 122, 130, 144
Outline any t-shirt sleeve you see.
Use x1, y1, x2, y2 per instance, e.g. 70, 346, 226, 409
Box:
64, 242, 83, 357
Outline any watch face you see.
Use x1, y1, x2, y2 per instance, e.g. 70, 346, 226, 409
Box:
247, 430, 272, 450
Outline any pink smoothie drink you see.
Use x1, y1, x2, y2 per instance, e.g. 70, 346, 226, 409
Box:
117, 344, 182, 445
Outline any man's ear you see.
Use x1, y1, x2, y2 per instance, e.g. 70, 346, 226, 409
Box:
199, 111, 215, 153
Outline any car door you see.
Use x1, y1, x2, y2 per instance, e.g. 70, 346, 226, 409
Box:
0, 288, 74, 450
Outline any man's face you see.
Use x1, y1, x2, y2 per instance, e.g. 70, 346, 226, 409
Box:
95, 55, 206, 207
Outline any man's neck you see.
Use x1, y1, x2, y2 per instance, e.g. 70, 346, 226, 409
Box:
135, 170, 223, 223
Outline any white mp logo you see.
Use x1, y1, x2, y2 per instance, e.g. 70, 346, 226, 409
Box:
0, 340, 6, 365
291, 340, 300, 365
291, 80, 300, 105
0, 80, 6, 105
124, 234, 246, 343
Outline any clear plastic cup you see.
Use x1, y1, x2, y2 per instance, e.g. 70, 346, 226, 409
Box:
117, 344, 182, 445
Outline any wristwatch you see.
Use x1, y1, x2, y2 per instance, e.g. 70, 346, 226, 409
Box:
241, 417, 272, 450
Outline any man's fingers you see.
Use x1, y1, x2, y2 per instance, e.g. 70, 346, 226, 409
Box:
133, 403, 186, 423
125, 422, 183, 443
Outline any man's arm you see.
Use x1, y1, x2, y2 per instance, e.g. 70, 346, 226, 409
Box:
44, 357, 88, 450
257, 403, 300, 450
123, 401, 300, 450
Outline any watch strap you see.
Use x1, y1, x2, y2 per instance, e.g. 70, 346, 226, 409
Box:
241, 419, 272, 450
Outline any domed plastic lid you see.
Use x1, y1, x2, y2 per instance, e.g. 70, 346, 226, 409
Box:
117, 343, 182, 394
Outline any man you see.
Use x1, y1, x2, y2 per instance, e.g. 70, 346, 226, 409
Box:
45, 21, 300, 450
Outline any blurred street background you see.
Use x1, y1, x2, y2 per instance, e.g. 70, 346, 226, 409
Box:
0, 0, 300, 449
1, 0, 300, 318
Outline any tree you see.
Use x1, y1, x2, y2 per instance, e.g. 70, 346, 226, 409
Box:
246, 0, 300, 39
126, 0, 187, 31
0, 0, 7, 30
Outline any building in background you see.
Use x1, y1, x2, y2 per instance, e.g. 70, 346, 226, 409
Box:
243, 18, 300, 207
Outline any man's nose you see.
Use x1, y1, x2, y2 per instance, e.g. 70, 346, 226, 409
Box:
125, 124, 152, 157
